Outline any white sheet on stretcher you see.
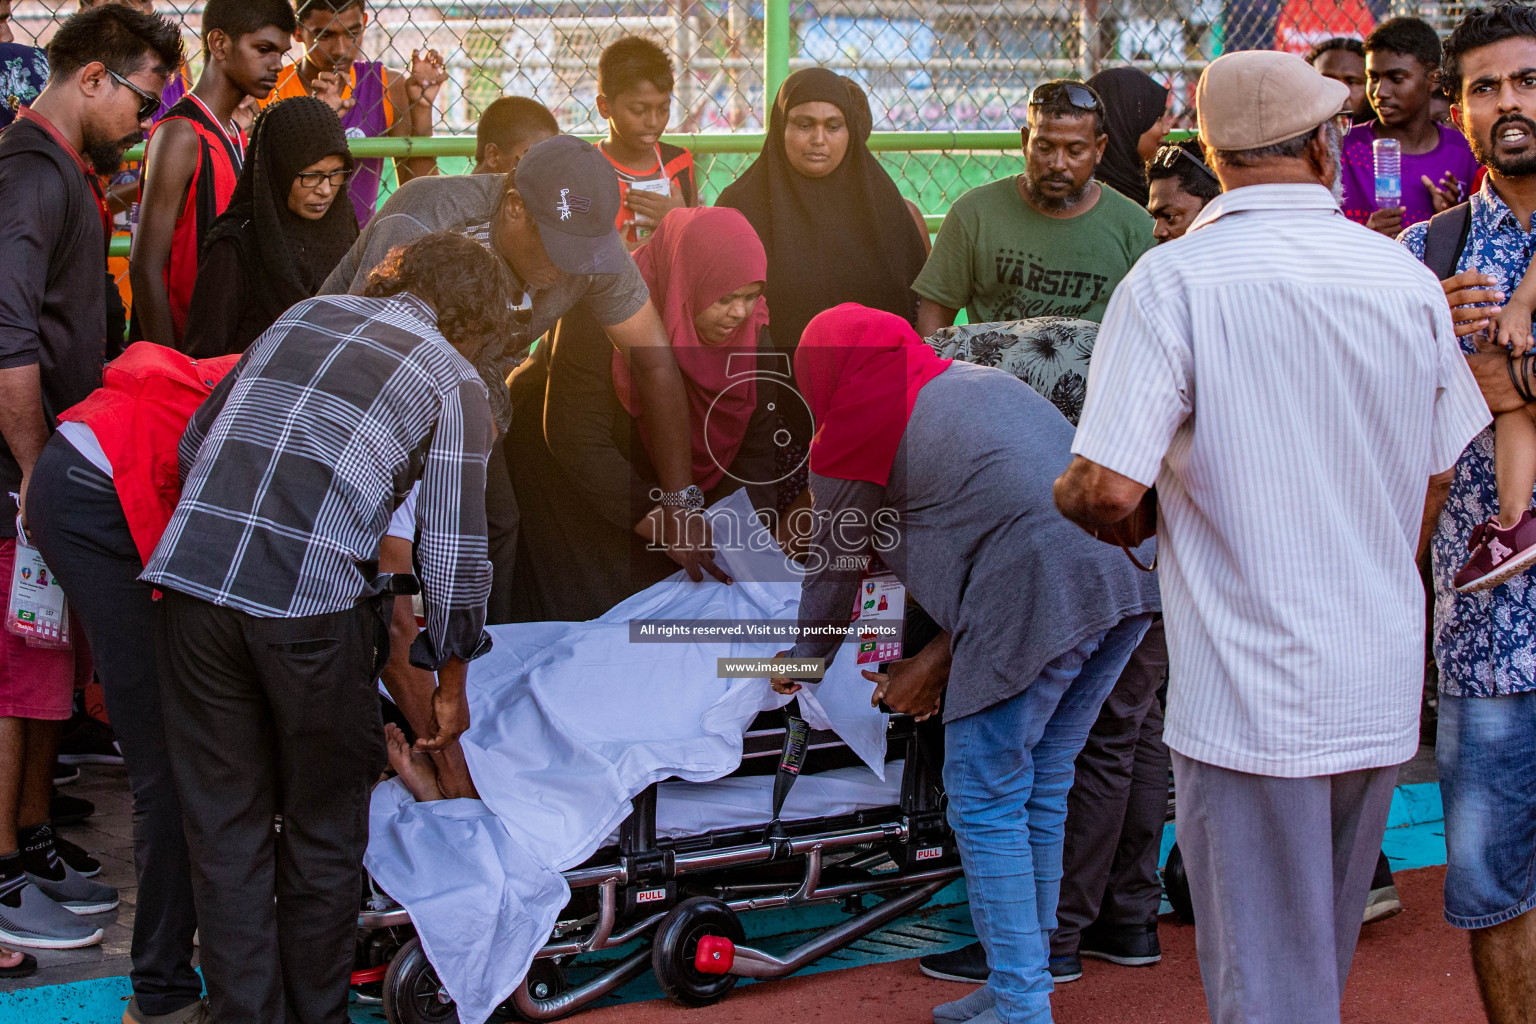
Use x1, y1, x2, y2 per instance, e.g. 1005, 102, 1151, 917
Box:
364, 489, 890, 1024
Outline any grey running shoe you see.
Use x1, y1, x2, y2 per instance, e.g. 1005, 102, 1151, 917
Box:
0, 881, 104, 948
28, 861, 119, 914
933, 984, 995, 1024
1363, 883, 1403, 925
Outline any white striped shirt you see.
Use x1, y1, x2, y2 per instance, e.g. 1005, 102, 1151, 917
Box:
1073, 184, 1490, 777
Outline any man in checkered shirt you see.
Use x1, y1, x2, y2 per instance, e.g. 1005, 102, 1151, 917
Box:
142, 232, 514, 1024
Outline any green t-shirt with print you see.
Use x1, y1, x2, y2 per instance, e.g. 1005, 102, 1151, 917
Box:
914, 176, 1156, 325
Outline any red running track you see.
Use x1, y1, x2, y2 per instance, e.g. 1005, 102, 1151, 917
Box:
587, 866, 1482, 1024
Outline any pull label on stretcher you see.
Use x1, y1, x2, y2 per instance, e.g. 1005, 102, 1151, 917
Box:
851, 556, 905, 665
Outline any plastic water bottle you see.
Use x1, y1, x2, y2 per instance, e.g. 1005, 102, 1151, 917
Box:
1373, 137, 1402, 209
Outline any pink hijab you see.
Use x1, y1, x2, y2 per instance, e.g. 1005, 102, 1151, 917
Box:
614, 207, 770, 489
794, 303, 951, 486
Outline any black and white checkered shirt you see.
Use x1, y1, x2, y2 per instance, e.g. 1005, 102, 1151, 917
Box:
141, 293, 494, 670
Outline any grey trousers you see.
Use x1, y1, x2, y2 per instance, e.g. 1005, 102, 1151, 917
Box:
1052, 618, 1169, 956
1171, 751, 1397, 1024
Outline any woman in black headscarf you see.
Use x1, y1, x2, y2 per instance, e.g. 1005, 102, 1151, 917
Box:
717, 68, 928, 365
1086, 67, 1172, 207
181, 96, 358, 357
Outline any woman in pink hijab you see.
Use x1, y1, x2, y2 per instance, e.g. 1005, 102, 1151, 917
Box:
506, 206, 783, 622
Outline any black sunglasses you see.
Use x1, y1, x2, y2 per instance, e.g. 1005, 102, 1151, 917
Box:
1029, 81, 1101, 112
105, 67, 160, 122
1153, 143, 1218, 184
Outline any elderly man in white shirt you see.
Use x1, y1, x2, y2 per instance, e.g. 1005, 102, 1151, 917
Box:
1053, 51, 1490, 1024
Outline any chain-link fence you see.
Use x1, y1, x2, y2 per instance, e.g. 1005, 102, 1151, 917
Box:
6, 0, 1464, 220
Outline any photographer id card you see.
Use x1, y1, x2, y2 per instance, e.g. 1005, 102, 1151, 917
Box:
7, 528, 69, 650
851, 557, 905, 665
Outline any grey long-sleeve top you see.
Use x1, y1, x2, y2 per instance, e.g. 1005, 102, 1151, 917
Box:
789, 361, 1161, 722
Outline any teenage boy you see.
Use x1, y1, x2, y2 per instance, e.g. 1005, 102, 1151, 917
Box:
596, 35, 697, 248
0, 1, 182, 953
1145, 139, 1222, 242
265, 0, 447, 228
1308, 36, 1369, 120
1341, 16, 1479, 236
471, 95, 558, 175
129, 0, 293, 349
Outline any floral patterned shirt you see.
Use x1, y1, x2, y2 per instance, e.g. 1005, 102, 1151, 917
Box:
0, 44, 48, 131
1402, 181, 1536, 698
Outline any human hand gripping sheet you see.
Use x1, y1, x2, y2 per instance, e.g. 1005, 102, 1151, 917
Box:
365, 488, 889, 1024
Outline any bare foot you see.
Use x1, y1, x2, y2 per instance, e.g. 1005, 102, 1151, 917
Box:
0, 947, 23, 970
386, 723, 445, 802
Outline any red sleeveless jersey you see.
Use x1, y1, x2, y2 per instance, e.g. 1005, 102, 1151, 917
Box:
141, 95, 244, 344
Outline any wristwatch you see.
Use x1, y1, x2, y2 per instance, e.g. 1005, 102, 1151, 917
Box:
657, 485, 706, 512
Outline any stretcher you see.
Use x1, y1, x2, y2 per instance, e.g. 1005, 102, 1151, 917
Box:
355, 698, 958, 1024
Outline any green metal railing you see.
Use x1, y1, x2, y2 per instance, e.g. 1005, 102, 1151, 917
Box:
105, 0, 1201, 261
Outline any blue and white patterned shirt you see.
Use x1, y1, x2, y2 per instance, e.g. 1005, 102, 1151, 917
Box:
1403, 181, 1536, 698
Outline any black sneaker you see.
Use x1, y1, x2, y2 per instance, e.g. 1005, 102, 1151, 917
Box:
52, 764, 79, 786
1048, 954, 1082, 983
49, 793, 94, 826
918, 941, 989, 984
53, 835, 100, 878
57, 717, 123, 766
1079, 924, 1161, 967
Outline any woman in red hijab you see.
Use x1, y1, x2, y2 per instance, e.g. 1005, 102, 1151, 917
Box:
506, 207, 784, 622
772, 303, 1160, 1024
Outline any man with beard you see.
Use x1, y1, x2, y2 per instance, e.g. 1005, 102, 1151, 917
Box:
1400, 6, 1536, 1021
0, 1, 182, 952
129, 0, 295, 350
914, 80, 1154, 336
1058, 50, 1488, 1024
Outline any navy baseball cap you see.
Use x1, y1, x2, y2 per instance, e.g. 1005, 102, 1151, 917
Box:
513, 135, 628, 276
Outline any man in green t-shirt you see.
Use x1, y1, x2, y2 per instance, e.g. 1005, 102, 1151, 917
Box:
914, 80, 1156, 334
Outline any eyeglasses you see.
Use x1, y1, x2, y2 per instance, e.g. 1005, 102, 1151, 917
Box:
1152, 143, 1218, 185
104, 67, 160, 122
295, 168, 353, 189
1329, 110, 1354, 136
1028, 81, 1102, 113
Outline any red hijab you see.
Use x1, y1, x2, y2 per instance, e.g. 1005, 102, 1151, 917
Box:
794, 304, 951, 486
614, 207, 769, 490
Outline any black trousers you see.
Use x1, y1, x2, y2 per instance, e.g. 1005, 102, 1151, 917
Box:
486, 436, 518, 625
27, 436, 202, 1016
1052, 616, 1170, 956
157, 588, 388, 1024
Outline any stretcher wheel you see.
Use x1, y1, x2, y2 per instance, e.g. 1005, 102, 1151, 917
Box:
1164, 842, 1196, 925
382, 937, 460, 1024
652, 897, 745, 1007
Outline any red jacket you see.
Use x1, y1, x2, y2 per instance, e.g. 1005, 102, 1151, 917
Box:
58, 342, 239, 567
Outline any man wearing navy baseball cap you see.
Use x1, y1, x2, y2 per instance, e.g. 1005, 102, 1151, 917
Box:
324, 135, 727, 626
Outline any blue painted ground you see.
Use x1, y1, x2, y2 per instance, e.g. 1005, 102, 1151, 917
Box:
0, 783, 1448, 1024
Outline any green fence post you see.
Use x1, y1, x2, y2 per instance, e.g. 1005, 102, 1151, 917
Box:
763, 0, 790, 122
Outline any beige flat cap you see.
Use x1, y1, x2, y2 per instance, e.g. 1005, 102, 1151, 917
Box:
1197, 50, 1350, 150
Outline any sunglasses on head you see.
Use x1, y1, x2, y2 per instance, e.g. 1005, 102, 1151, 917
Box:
105, 67, 160, 122
1029, 81, 1101, 113
1152, 143, 1218, 184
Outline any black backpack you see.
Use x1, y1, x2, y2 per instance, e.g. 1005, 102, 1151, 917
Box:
1422, 201, 1473, 280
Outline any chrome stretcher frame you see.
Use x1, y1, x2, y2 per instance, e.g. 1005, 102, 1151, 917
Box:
354, 708, 962, 1024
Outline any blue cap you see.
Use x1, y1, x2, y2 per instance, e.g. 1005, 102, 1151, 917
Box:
512, 135, 628, 276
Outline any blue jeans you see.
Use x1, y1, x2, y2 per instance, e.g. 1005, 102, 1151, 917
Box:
1438, 689, 1536, 929
943, 614, 1153, 1024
